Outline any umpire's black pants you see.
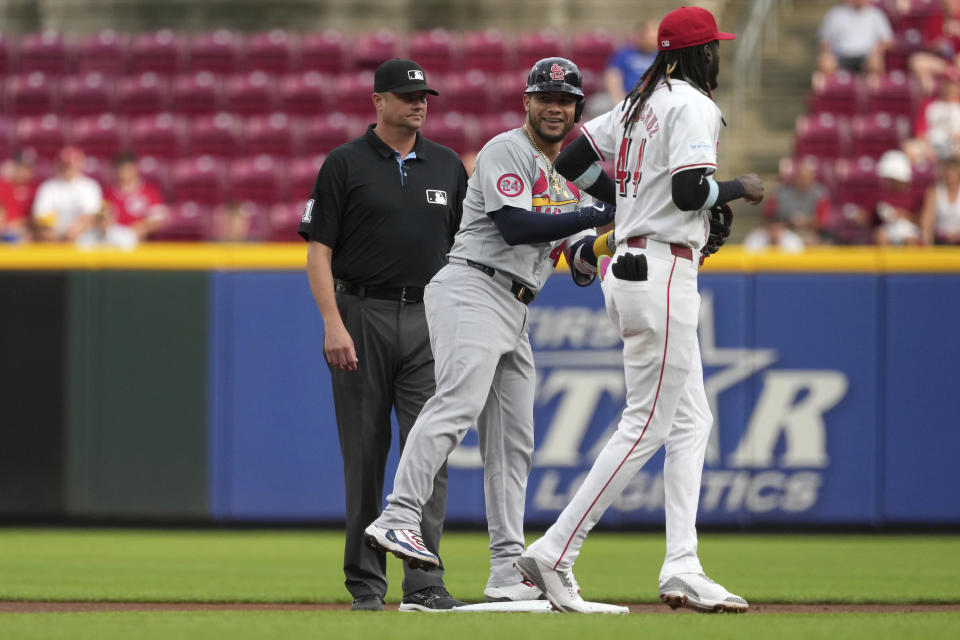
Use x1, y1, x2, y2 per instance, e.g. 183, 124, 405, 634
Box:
329, 292, 448, 599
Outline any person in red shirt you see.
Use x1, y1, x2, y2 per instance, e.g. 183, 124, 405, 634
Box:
103, 151, 167, 241
0, 153, 38, 242
909, 0, 960, 94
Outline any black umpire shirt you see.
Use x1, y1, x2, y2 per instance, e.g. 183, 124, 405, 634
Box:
298, 124, 468, 288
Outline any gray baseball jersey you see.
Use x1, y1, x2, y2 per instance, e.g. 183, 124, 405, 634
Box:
449, 128, 590, 290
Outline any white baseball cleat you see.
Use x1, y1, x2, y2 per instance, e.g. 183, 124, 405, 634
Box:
658, 573, 749, 613
483, 579, 544, 603
364, 524, 440, 571
515, 554, 628, 614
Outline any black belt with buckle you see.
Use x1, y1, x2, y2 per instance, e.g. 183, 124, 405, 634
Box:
334, 279, 424, 303
461, 259, 536, 306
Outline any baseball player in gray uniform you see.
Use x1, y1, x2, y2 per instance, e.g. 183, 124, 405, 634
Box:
365, 57, 616, 603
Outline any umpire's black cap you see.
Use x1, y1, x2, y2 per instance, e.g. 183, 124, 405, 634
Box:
374, 58, 439, 95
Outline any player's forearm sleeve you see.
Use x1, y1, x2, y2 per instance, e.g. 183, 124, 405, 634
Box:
488, 206, 600, 245
556, 135, 617, 205
672, 168, 747, 211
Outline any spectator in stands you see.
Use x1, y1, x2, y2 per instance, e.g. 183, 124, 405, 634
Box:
103, 152, 168, 242
875, 149, 923, 245
212, 201, 253, 242
920, 154, 960, 243
908, 0, 960, 95
32, 146, 103, 242
743, 218, 806, 252
75, 204, 139, 250
604, 20, 659, 102
0, 152, 38, 243
818, 0, 893, 75
904, 68, 960, 162
765, 157, 830, 244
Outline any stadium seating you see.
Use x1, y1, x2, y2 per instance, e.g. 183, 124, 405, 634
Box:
423, 112, 475, 155
850, 112, 910, 158
128, 113, 186, 158
172, 71, 223, 115
571, 29, 616, 73
130, 30, 185, 75
116, 73, 170, 115
18, 31, 70, 76
517, 29, 568, 70
302, 113, 354, 154
353, 30, 401, 71
288, 154, 324, 197
188, 112, 242, 157
223, 71, 277, 116
244, 113, 300, 157
246, 30, 298, 74
69, 114, 125, 159
152, 201, 212, 240
300, 30, 348, 73
865, 70, 919, 118
230, 155, 288, 204
409, 29, 458, 74
5, 72, 59, 116
76, 31, 129, 75
462, 30, 513, 72
15, 114, 66, 159
170, 155, 226, 204
61, 72, 114, 117
795, 113, 851, 159
442, 70, 494, 115
809, 71, 864, 116
188, 30, 242, 74
332, 71, 376, 115
279, 71, 331, 115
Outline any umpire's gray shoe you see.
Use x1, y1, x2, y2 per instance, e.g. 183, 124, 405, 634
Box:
398, 586, 465, 612
658, 573, 748, 613
364, 524, 440, 571
350, 594, 384, 611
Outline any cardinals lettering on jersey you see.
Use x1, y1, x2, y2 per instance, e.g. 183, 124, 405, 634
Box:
531, 169, 580, 213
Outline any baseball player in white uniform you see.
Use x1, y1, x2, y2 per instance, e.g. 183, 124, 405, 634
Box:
515, 7, 765, 613
365, 58, 616, 604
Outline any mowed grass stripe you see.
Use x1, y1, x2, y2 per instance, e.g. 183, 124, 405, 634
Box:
0, 530, 957, 604
1, 611, 960, 640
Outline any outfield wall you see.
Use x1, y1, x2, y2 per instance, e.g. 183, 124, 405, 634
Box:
1, 245, 958, 526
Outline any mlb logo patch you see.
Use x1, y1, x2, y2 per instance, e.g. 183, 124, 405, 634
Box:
302, 199, 314, 223
408, 69, 424, 80
661, 40, 670, 48
426, 189, 447, 205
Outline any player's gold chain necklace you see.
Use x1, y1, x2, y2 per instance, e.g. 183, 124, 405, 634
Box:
523, 124, 570, 198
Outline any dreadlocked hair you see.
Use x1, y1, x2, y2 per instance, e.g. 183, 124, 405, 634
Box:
621, 43, 713, 136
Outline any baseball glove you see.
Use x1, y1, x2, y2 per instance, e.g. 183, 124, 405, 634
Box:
702, 203, 734, 258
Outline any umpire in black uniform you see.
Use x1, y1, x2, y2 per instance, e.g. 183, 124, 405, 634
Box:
299, 59, 468, 612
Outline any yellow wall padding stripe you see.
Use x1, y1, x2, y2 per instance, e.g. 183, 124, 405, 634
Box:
1, 244, 960, 273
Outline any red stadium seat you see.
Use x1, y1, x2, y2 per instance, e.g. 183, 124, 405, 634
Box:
189, 112, 242, 157
246, 30, 298, 74
230, 155, 288, 204
886, 28, 925, 73
18, 31, 70, 75
809, 71, 865, 116
571, 30, 616, 73
478, 111, 525, 144
301, 30, 349, 73
409, 29, 458, 74
69, 114, 126, 159
910, 156, 936, 200
128, 113, 186, 158
150, 201, 213, 240
462, 30, 513, 73
332, 71, 376, 115
517, 29, 569, 70
223, 71, 277, 116
353, 29, 401, 70
75, 30, 128, 75
170, 156, 227, 204
189, 30, 242, 74
834, 155, 880, 209
116, 72, 171, 116
268, 201, 309, 241
795, 113, 852, 159
302, 112, 354, 154
5, 72, 59, 116
865, 70, 919, 118
279, 71, 332, 115
851, 112, 910, 158
136, 155, 172, 198
130, 30, 185, 75
61, 72, 114, 117
79, 155, 112, 186
243, 113, 300, 157
0, 117, 14, 159
442, 70, 494, 115
423, 112, 476, 155
288, 154, 325, 198
172, 71, 224, 115
490, 70, 528, 113
897, 0, 941, 31
15, 114, 67, 160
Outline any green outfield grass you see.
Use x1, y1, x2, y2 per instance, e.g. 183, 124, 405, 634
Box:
0, 529, 958, 604
2, 611, 960, 640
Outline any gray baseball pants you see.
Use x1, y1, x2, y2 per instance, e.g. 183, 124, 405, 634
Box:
373, 262, 537, 589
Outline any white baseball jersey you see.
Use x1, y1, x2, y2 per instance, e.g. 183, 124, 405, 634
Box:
449, 128, 590, 291
581, 79, 723, 249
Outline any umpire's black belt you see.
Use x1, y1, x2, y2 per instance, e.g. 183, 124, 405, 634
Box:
334, 279, 424, 303
448, 257, 536, 305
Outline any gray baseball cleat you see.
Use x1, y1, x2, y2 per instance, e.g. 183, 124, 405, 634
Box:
658, 573, 749, 613
364, 523, 440, 571
515, 554, 627, 614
